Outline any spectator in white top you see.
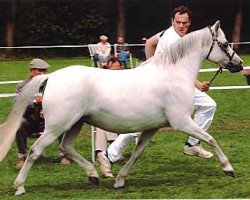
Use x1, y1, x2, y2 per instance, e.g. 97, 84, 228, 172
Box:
94, 35, 111, 67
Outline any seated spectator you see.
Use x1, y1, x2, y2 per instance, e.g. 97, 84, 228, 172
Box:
135, 37, 147, 62
103, 56, 123, 70
114, 36, 130, 69
94, 35, 111, 67
15, 58, 71, 169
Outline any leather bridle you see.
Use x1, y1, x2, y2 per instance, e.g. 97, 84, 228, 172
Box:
206, 26, 237, 83
206, 26, 235, 62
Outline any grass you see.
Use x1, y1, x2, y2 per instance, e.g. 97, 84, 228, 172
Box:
0, 56, 250, 199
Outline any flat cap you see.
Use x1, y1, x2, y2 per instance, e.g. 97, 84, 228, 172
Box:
29, 58, 50, 69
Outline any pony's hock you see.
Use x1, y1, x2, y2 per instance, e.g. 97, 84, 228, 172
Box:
0, 21, 243, 195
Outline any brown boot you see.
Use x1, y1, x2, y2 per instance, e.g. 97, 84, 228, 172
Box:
16, 157, 26, 169
59, 154, 71, 165
97, 152, 113, 178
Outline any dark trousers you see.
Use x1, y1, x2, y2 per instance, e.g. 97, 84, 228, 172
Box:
245, 75, 250, 85
16, 118, 63, 155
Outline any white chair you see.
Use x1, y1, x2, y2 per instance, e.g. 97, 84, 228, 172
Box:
114, 44, 133, 68
87, 44, 101, 68
91, 126, 97, 162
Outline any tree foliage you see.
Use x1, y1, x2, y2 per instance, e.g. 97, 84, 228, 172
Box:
0, 0, 250, 57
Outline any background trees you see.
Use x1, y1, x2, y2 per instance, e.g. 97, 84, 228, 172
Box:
0, 0, 249, 57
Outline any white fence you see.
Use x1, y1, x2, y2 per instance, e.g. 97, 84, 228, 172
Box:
0, 66, 250, 98
0, 43, 249, 98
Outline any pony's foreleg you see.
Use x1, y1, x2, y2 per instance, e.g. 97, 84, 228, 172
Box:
173, 117, 234, 177
60, 122, 99, 186
14, 130, 61, 196
114, 129, 157, 189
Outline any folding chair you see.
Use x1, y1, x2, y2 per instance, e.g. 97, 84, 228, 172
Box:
114, 44, 133, 68
91, 126, 97, 162
87, 44, 101, 68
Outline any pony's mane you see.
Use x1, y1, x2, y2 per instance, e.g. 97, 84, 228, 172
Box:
149, 27, 211, 66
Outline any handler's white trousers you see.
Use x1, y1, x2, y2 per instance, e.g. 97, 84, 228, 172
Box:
106, 88, 216, 159
107, 132, 140, 163
187, 88, 217, 146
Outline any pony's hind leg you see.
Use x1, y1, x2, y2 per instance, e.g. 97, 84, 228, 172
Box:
60, 121, 100, 185
14, 130, 61, 196
172, 116, 234, 177
114, 129, 157, 189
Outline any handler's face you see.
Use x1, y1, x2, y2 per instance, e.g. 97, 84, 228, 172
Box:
172, 12, 191, 37
29, 68, 48, 76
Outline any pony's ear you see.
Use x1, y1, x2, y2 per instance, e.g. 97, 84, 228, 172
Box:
211, 20, 220, 34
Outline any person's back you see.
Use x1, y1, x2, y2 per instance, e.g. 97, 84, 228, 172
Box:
104, 57, 123, 70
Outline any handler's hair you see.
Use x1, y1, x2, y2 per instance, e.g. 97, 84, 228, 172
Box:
171, 5, 192, 21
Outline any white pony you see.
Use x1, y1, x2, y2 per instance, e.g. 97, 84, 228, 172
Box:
0, 21, 243, 195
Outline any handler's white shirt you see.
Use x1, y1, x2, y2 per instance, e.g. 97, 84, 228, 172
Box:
154, 26, 216, 145
155, 26, 180, 55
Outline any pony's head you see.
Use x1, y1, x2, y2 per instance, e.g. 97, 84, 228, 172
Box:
206, 21, 243, 73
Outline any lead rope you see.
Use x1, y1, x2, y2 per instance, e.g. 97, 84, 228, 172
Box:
209, 67, 223, 84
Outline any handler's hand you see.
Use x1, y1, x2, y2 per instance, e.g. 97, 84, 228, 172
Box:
35, 96, 43, 104
195, 81, 211, 92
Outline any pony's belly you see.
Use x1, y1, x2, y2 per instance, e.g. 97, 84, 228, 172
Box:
85, 113, 168, 133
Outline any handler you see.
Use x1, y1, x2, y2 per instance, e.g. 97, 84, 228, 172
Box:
145, 5, 216, 159
15, 58, 71, 168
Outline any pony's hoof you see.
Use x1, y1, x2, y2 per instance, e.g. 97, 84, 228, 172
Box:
113, 177, 125, 189
88, 176, 100, 186
224, 171, 235, 178
14, 186, 25, 196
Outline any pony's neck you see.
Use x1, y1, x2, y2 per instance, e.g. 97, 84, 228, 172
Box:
153, 27, 211, 68
148, 27, 212, 85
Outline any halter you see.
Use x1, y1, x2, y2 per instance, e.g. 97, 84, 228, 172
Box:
206, 26, 235, 62
206, 26, 236, 83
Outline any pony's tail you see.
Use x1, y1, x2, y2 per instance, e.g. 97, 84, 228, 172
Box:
0, 74, 49, 162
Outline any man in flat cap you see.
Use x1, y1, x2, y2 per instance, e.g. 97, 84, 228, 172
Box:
15, 58, 70, 168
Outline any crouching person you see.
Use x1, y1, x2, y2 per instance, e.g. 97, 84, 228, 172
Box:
15, 58, 71, 169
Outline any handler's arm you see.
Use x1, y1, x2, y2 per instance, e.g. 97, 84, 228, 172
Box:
145, 34, 158, 59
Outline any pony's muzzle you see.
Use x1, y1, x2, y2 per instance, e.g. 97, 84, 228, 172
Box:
225, 62, 243, 73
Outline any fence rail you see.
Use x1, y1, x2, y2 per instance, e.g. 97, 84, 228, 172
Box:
1, 85, 250, 98
0, 41, 248, 49
0, 66, 249, 98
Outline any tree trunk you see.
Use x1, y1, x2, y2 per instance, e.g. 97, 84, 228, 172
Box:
117, 0, 126, 37
5, 1, 16, 54
6, 23, 14, 47
231, 5, 242, 50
